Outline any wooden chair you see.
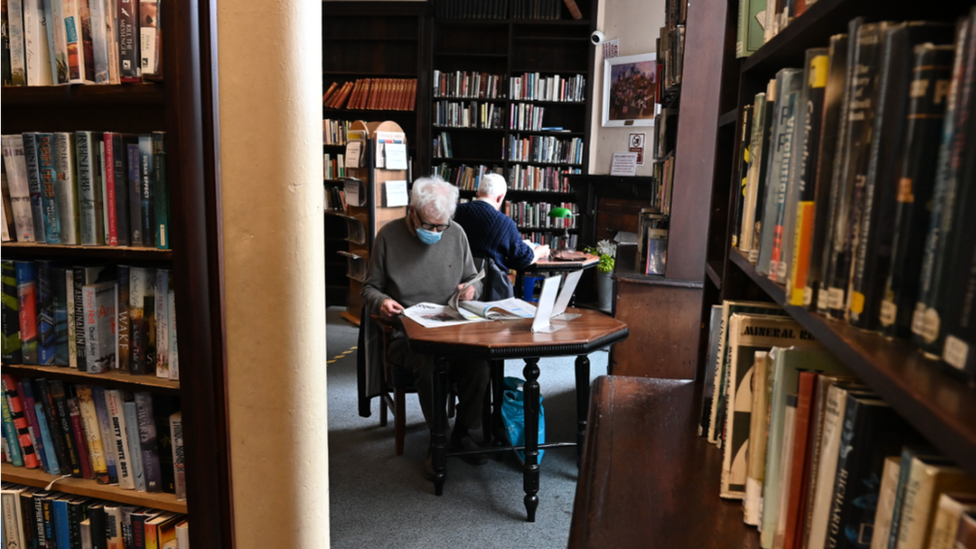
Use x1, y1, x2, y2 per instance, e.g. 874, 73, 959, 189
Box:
370, 314, 493, 455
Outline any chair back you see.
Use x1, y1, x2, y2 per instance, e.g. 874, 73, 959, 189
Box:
474, 256, 514, 301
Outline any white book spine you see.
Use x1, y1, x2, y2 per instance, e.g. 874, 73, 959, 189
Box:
175, 521, 189, 549
23, 0, 54, 85
104, 505, 123, 547
1, 195, 9, 241
155, 269, 169, 377
80, 519, 93, 549
52, 132, 80, 244
87, 0, 108, 82
8, 0, 28, 85
77, 131, 102, 245
1, 135, 37, 242
807, 385, 850, 549
44, 0, 68, 83
104, 0, 119, 83
138, 0, 157, 75
105, 389, 135, 489
168, 289, 178, 380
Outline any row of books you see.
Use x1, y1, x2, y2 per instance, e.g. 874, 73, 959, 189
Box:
509, 73, 586, 103
730, 16, 976, 381
1, 0, 161, 85
654, 108, 678, 160
433, 70, 506, 100
0, 486, 189, 549
434, 0, 510, 19
1, 262, 179, 379
509, 165, 578, 192
737, 0, 822, 58
657, 24, 685, 90
509, 103, 548, 131
321, 78, 417, 111
0, 375, 185, 498
433, 100, 506, 129
702, 302, 976, 549
1, 132, 169, 249
322, 119, 354, 146
518, 231, 578, 249
323, 184, 347, 213
506, 135, 584, 165
433, 163, 504, 192
651, 154, 674, 216
502, 201, 577, 229
433, 132, 454, 159
323, 153, 347, 180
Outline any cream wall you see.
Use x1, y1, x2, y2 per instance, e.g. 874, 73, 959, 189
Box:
588, 0, 667, 175
218, 0, 330, 545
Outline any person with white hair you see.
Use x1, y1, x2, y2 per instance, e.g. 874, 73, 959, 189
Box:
361, 176, 490, 477
453, 173, 550, 298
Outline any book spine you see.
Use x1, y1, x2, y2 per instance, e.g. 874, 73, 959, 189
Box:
134, 392, 161, 492
0, 376, 25, 466
117, 0, 139, 81
1, 261, 22, 364
154, 270, 168, 378
75, 385, 109, 484
22, 133, 49, 241
106, 389, 134, 489
52, 266, 69, 366
63, 0, 85, 82
33, 401, 60, 475
110, 133, 131, 246
104, 505, 122, 549
1, 134, 38, 242
34, 378, 70, 473
170, 411, 185, 500
35, 133, 62, 244
18, 489, 36, 549
123, 400, 146, 491
91, 385, 118, 483
103, 133, 119, 246
35, 260, 56, 365
88, 0, 108, 83
89, 503, 107, 549
95, 134, 109, 245
127, 137, 142, 245
152, 132, 168, 249
168, 288, 177, 380
15, 261, 37, 364
16, 378, 47, 473
138, 0, 156, 75
129, 267, 146, 374
117, 265, 130, 373
67, 397, 95, 479
53, 497, 70, 549
52, 132, 80, 245
2, 375, 39, 469
67, 270, 77, 367
49, 379, 82, 477
24, 0, 53, 85
7, 0, 26, 85
138, 135, 154, 247
76, 131, 101, 246
67, 498, 85, 549
73, 267, 87, 372
83, 282, 115, 373
77, 0, 94, 80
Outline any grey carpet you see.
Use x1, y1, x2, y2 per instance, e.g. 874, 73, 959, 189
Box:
326, 307, 609, 549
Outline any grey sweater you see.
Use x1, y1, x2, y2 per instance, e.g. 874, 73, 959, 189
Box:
362, 218, 483, 316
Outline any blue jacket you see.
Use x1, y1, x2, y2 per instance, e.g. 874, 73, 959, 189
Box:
453, 200, 535, 272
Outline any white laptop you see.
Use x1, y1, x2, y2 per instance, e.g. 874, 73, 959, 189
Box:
530, 271, 583, 333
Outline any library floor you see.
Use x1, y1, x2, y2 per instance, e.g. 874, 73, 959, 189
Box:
325, 307, 609, 549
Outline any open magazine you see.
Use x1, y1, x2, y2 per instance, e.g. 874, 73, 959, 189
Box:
402, 269, 538, 328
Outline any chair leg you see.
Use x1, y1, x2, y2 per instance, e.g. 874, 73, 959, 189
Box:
447, 383, 456, 419
395, 388, 406, 456
379, 390, 388, 427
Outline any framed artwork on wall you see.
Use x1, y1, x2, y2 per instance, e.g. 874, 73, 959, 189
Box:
602, 53, 658, 127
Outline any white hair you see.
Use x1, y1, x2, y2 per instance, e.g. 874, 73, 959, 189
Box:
410, 176, 459, 219
477, 173, 508, 199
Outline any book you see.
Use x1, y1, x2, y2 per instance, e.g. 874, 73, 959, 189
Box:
87, 0, 109, 83
17, 487, 38, 549
773, 393, 798, 548
731, 106, 754, 250
1, 484, 28, 548
152, 394, 176, 494
104, 503, 123, 549
744, 350, 772, 526
117, 265, 131, 373
67, 396, 95, 479
848, 22, 954, 332
23, 0, 53, 85
129, 266, 154, 374
33, 378, 69, 473
92, 385, 118, 483
34, 133, 61, 244
757, 71, 799, 275
139, 0, 157, 75
16, 378, 49, 473
167, 288, 177, 380
152, 132, 168, 249
31, 396, 60, 475
1, 374, 38, 468
83, 280, 116, 373
74, 385, 110, 484
117, 0, 139, 81
88, 500, 108, 549
761, 348, 848, 548
787, 49, 828, 305
699, 304, 724, 438
49, 379, 83, 477
133, 392, 162, 492
742, 87, 773, 260
955, 512, 976, 549
62, 0, 86, 82
138, 134, 155, 247
123, 399, 146, 491
169, 410, 184, 500
7, 0, 25, 85
35, 260, 56, 365
126, 134, 142, 245
893, 457, 976, 549
105, 388, 135, 489
43, 0, 68, 83
0, 380, 25, 466
1, 134, 36, 243
869, 456, 902, 549
720, 314, 822, 500
15, 262, 38, 364
880, 44, 956, 339
780, 371, 819, 549
1, 261, 22, 364
106, 132, 131, 246
155, 270, 169, 378
77, 131, 106, 246
928, 493, 976, 549
52, 267, 69, 366
21, 132, 49, 241
53, 132, 81, 245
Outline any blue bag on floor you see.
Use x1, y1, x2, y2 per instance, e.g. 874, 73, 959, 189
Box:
500, 377, 545, 463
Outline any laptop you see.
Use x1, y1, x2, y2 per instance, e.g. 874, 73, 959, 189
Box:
530, 271, 583, 333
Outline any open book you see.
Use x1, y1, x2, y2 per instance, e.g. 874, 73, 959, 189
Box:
402, 269, 538, 328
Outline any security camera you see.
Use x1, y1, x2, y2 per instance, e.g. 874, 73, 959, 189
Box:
590, 30, 605, 45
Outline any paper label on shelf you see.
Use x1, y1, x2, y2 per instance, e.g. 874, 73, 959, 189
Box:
610, 152, 638, 176
383, 180, 408, 207
345, 141, 362, 168
385, 143, 408, 170
942, 335, 969, 370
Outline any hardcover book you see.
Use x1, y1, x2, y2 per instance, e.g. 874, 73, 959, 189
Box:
928, 493, 976, 549
1, 261, 22, 363
1, 381, 25, 466
92, 385, 119, 483
153, 132, 168, 249
67, 396, 95, 479
52, 132, 80, 245
122, 399, 146, 491
31, 380, 64, 474
126, 135, 142, 245
21, 132, 49, 241
106, 132, 131, 246
170, 410, 184, 500
1, 134, 36, 242
74, 385, 110, 484
15, 262, 38, 364
33, 133, 61, 244
16, 378, 49, 473
117, 265, 131, 372
82, 280, 116, 373
35, 260, 56, 365
117, 0, 139, 81
48, 379, 83, 477
51, 267, 69, 366
22, 0, 53, 86
134, 392, 162, 492
155, 269, 168, 378
893, 457, 976, 549
76, 131, 106, 246
138, 134, 154, 247
1, 374, 38, 468
869, 456, 902, 549
105, 388, 135, 489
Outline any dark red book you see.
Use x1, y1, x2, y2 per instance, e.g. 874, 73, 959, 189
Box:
67, 397, 94, 479
783, 372, 817, 549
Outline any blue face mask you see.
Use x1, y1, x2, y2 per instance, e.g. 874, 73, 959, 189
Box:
417, 227, 443, 245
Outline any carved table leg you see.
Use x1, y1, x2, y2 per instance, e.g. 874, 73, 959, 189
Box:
574, 354, 590, 467
431, 356, 449, 496
522, 357, 541, 522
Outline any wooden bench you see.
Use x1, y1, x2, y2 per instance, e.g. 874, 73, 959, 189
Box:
568, 375, 761, 549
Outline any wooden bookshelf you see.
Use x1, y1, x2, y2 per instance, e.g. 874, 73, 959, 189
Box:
2, 364, 181, 394
0, 242, 173, 262
1, 464, 187, 514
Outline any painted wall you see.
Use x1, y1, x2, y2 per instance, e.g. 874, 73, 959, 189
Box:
588, 0, 666, 175
217, 0, 330, 545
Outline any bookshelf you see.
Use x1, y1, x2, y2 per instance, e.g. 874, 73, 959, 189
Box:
428, 1, 595, 244
0, 0, 229, 545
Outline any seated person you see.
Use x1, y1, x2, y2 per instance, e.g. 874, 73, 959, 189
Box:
361, 176, 490, 477
453, 174, 550, 296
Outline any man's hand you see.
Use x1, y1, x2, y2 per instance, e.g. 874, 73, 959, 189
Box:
456, 283, 476, 302
380, 298, 404, 321
532, 245, 551, 263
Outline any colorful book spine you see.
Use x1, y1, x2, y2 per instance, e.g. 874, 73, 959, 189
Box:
34, 133, 62, 244
106, 388, 134, 489
123, 399, 146, 491
153, 132, 168, 249
52, 267, 69, 366
16, 379, 48, 473
73, 267, 87, 372
33, 401, 60, 475
138, 135, 155, 247
76, 0, 94, 80
35, 260, 56, 365
52, 495, 70, 549
1, 261, 22, 364
83, 281, 116, 373
134, 392, 162, 492
48, 379, 83, 477
126, 136, 142, 245
76, 131, 105, 246
52, 132, 80, 245
21, 132, 49, 241
14, 262, 38, 364
34, 378, 69, 474
62, 0, 87, 83
108, 133, 131, 246
117, 265, 131, 373
75, 385, 110, 484
138, 0, 157, 75
1, 134, 37, 242
66, 397, 95, 479
1, 374, 38, 468
155, 270, 168, 378
92, 385, 119, 483
103, 133, 119, 246
170, 410, 185, 500
117, 0, 139, 81
129, 266, 147, 374
66, 270, 76, 367
0, 382, 24, 466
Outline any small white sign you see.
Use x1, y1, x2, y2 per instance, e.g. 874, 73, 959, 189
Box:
344, 179, 365, 207
629, 132, 646, 165
385, 143, 408, 170
383, 180, 409, 207
345, 141, 362, 168
602, 39, 619, 59
610, 152, 639, 176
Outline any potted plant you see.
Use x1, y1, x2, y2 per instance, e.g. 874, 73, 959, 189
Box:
584, 240, 617, 312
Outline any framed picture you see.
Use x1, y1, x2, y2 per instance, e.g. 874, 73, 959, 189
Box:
603, 53, 658, 127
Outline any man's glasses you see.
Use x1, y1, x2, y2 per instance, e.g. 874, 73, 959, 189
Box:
415, 210, 450, 232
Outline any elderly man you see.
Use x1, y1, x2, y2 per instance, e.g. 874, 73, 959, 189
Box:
362, 176, 490, 477
453, 173, 549, 298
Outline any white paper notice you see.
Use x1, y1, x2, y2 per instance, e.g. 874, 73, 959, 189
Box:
385, 143, 408, 170
383, 180, 409, 207
610, 152, 638, 176
344, 179, 364, 207
345, 141, 362, 168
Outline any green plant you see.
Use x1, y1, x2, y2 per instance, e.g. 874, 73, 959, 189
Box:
584, 239, 617, 273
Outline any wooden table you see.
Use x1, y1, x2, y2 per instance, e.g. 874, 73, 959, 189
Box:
402, 308, 629, 522
515, 252, 600, 301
